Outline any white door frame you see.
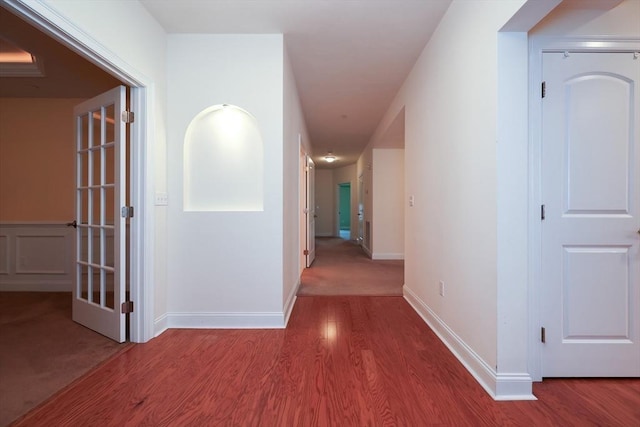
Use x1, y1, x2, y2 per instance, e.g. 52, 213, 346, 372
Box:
528, 36, 640, 381
299, 140, 306, 277
4, 0, 155, 343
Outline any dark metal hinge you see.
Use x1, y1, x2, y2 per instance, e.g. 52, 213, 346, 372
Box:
541, 81, 546, 98
303, 249, 309, 256
541, 204, 545, 220
122, 206, 134, 218
122, 110, 135, 123
541, 327, 546, 343
122, 301, 134, 314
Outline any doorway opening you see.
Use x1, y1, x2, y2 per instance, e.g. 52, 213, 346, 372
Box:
0, 4, 149, 421
0, 0, 153, 344
338, 182, 351, 240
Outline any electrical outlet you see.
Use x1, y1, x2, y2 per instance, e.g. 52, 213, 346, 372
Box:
409, 195, 415, 207
439, 280, 445, 297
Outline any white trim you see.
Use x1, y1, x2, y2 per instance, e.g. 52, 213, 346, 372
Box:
283, 279, 301, 326
528, 36, 640, 381
362, 245, 372, 258
7, 0, 148, 86
371, 253, 404, 260
315, 232, 334, 237
154, 313, 169, 338
5, 0, 155, 343
404, 285, 536, 401
165, 312, 287, 329
494, 373, 537, 401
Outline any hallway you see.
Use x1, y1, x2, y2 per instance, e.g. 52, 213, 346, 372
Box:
297, 237, 403, 296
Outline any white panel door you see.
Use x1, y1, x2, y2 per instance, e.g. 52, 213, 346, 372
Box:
73, 86, 127, 343
358, 173, 364, 245
306, 156, 316, 267
541, 52, 640, 377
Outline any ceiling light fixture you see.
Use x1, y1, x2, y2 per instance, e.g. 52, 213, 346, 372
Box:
0, 37, 44, 77
324, 151, 336, 163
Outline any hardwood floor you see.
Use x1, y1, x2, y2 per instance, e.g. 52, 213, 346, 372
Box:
14, 297, 640, 426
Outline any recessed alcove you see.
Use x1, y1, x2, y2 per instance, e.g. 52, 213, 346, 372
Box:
183, 104, 264, 211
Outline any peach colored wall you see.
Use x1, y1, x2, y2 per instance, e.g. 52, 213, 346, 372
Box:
0, 98, 84, 222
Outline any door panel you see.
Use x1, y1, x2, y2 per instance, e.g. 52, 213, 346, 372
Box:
541, 52, 639, 377
73, 86, 126, 342
562, 247, 630, 339
565, 74, 631, 213
306, 156, 316, 267
358, 173, 364, 245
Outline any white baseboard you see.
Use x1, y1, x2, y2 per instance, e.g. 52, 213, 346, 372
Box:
403, 285, 535, 401
315, 232, 333, 237
494, 373, 537, 400
154, 313, 169, 337
372, 252, 404, 260
165, 311, 286, 329
152, 281, 300, 337
362, 245, 372, 258
283, 279, 300, 326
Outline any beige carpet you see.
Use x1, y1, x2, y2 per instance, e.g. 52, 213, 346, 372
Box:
0, 292, 128, 426
298, 237, 404, 296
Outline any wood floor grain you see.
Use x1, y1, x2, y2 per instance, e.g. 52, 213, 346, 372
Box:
13, 296, 640, 426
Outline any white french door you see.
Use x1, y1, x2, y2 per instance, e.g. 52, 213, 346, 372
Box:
540, 52, 640, 376
72, 86, 127, 343
306, 156, 316, 267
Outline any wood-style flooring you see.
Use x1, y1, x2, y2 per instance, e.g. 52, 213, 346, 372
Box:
14, 296, 640, 426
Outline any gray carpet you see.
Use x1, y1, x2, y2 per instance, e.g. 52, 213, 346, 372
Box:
298, 238, 404, 296
0, 292, 127, 426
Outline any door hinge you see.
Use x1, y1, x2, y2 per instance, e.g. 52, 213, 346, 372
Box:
541, 327, 546, 343
303, 249, 309, 256
121, 110, 135, 123
121, 206, 134, 218
541, 81, 546, 98
541, 204, 545, 220
121, 301, 134, 314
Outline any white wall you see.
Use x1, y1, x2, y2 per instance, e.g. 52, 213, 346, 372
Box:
372, 149, 404, 260
283, 44, 311, 319
314, 169, 334, 236
363, 0, 638, 399
397, 0, 528, 376
166, 34, 285, 327
364, 0, 530, 397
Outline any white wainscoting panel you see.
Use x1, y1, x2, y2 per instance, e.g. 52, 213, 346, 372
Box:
0, 223, 74, 291
0, 235, 8, 275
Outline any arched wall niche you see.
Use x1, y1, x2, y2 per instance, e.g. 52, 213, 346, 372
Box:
183, 104, 264, 211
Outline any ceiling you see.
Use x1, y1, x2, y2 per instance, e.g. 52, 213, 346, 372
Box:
0, 0, 452, 168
